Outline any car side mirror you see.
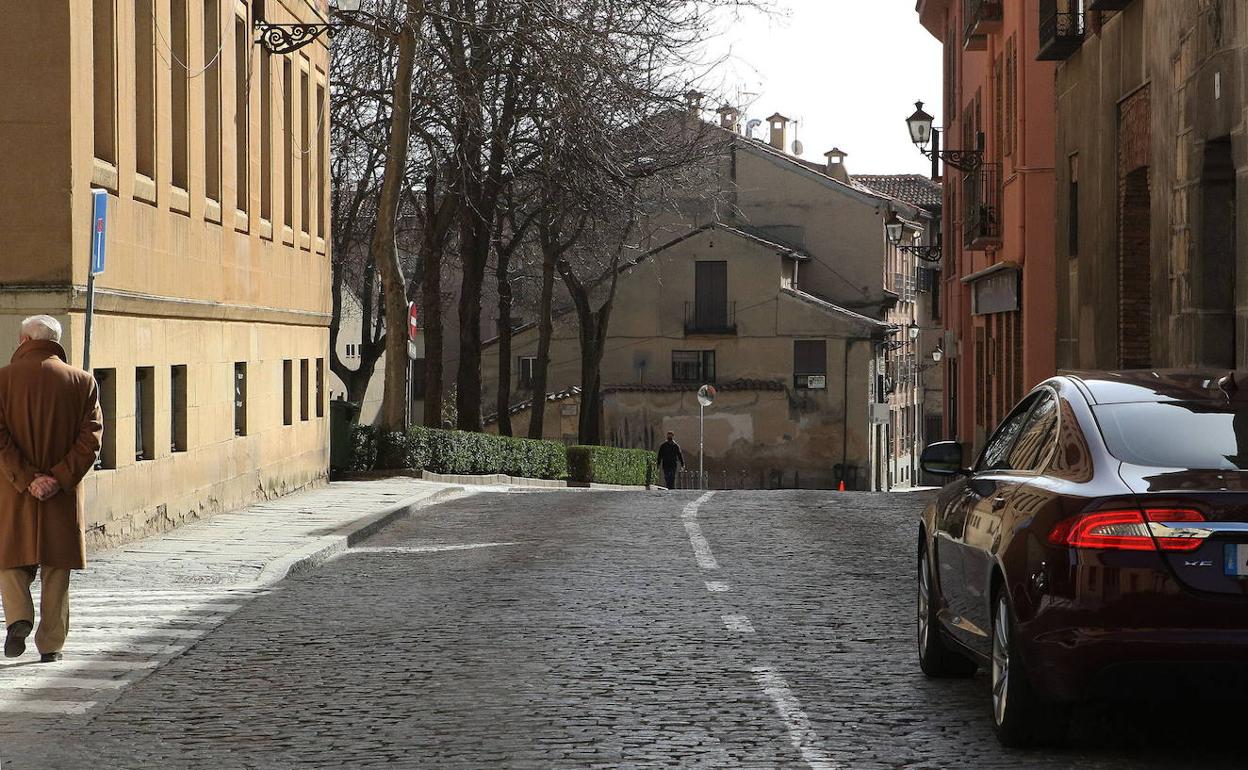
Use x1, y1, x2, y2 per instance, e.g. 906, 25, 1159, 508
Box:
921, 441, 968, 477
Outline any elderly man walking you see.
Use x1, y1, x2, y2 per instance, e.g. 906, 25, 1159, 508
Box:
0, 315, 102, 663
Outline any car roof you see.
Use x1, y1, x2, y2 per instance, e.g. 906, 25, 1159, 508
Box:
1057, 369, 1248, 405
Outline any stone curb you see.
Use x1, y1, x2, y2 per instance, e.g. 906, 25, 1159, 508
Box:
254, 485, 469, 585
418, 470, 566, 488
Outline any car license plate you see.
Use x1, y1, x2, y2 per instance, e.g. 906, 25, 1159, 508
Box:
1224, 544, 1248, 577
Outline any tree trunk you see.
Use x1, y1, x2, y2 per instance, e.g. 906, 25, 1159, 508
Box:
495, 252, 514, 436
527, 241, 557, 439
575, 309, 610, 445
369, 13, 419, 434
558, 258, 617, 446
576, 320, 603, 445
455, 215, 490, 431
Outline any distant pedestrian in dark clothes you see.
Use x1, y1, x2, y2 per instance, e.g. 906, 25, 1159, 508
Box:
656, 432, 684, 490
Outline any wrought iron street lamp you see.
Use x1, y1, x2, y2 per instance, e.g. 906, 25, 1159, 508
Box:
885, 211, 942, 263
906, 101, 984, 173
254, 0, 362, 55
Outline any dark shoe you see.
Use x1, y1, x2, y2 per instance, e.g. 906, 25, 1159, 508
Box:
38, 652, 62, 664
4, 620, 33, 658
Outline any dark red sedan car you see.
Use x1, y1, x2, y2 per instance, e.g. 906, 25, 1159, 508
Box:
918, 371, 1248, 746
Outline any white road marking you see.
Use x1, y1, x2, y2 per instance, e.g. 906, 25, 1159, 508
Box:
351, 543, 519, 554
0, 699, 97, 715
753, 667, 840, 770
722, 614, 755, 633
0, 587, 268, 716
681, 492, 718, 570
3, 675, 131, 690
68, 606, 241, 619
63, 627, 210, 641
705, 581, 731, 593
30, 660, 160, 673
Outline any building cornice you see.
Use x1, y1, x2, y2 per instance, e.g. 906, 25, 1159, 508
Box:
0, 284, 330, 327
959, 261, 1021, 285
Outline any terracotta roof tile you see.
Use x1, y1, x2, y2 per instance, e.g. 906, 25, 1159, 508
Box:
853, 174, 943, 210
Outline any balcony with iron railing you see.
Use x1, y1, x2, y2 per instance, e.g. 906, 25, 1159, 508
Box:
963, 0, 1003, 50
1088, 0, 1130, 10
684, 300, 737, 335
1038, 0, 1086, 61
963, 163, 1003, 250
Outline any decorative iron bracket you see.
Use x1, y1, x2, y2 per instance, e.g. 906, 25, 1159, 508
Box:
898, 243, 943, 263
918, 128, 984, 173
930, 149, 983, 173
255, 21, 337, 54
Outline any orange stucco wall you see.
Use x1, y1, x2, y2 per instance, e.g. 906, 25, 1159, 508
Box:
918, 0, 1058, 452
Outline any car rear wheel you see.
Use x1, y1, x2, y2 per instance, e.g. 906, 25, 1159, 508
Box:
991, 593, 1068, 747
917, 547, 976, 677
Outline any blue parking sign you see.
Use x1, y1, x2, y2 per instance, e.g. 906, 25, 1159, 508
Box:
90, 189, 108, 275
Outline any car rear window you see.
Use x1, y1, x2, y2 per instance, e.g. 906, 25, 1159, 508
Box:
1094, 401, 1248, 470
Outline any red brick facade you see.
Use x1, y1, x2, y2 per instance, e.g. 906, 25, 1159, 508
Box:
1117, 87, 1152, 369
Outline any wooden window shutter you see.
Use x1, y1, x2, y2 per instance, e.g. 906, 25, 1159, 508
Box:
694, 261, 728, 328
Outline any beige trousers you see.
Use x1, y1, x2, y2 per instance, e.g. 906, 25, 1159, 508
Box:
0, 566, 70, 654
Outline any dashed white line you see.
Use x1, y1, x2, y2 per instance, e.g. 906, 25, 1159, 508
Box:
681, 492, 718, 570
721, 614, 756, 633
753, 667, 840, 770
705, 581, 731, 593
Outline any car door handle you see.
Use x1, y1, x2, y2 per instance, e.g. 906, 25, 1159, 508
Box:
991, 495, 1009, 511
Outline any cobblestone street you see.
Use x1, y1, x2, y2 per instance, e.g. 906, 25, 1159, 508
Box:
2, 489, 1243, 768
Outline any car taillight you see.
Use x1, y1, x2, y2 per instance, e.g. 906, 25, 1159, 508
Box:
1047, 509, 1206, 552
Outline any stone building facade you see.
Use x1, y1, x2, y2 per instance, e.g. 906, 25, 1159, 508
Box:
916, 0, 1059, 453
481, 120, 937, 490
855, 175, 945, 490
0, 1, 332, 546
1055, 0, 1248, 371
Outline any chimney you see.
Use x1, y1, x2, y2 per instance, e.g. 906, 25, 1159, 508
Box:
684, 89, 706, 114
824, 148, 849, 182
767, 113, 790, 152
716, 104, 740, 132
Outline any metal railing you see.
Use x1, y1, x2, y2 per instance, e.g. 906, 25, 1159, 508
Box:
1038, 0, 1086, 60
963, 0, 1003, 40
684, 300, 737, 334
963, 162, 1003, 248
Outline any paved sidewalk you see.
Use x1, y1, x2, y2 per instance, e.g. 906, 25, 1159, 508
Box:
0, 477, 471, 727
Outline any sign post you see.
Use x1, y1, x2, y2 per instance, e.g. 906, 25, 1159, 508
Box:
405, 302, 420, 427
696, 384, 716, 491
84, 190, 108, 372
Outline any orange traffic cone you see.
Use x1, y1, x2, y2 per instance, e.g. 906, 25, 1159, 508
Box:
838, 480, 846, 492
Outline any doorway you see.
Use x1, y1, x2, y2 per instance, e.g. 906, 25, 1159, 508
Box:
1198, 136, 1236, 368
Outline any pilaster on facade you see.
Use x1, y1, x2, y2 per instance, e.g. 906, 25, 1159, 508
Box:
0, 1, 334, 547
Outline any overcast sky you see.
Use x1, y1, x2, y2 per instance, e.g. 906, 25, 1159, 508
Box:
703, 0, 944, 176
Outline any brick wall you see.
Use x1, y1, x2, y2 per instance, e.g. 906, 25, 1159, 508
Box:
1118, 87, 1153, 368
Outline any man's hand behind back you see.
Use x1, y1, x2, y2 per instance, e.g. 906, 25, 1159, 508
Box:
28, 474, 61, 501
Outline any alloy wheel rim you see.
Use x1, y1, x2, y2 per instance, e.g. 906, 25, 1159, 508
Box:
992, 599, 1010, 726
918, 553, 930, 656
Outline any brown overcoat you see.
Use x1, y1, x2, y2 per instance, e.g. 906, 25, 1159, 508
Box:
0, 339, 103, 569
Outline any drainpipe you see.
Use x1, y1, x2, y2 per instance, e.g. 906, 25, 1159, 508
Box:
842, 337, 851, 489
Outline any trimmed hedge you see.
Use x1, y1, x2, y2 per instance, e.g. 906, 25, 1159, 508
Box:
348, 424, 379, 473
369, 425, 567, 480
566, 445, 657, 487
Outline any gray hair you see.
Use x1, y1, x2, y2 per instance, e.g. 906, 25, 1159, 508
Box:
21, 315, 62, 342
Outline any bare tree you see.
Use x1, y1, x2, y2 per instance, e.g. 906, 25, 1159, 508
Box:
328, 0, 769, 436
